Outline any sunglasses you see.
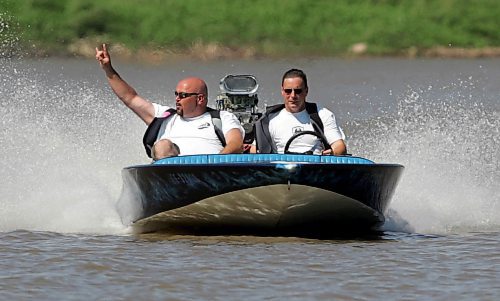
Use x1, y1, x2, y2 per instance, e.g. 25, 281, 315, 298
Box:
174, 91, 200, 99
283, 88, 304, 95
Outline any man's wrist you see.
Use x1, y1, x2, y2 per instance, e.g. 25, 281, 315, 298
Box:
104, 66, 117, 78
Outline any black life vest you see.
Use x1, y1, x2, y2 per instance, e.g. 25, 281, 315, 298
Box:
142, 107, 225, 158
254, 102, 327, 154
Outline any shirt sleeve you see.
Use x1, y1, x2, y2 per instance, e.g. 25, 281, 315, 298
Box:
152, 103, 172, 118
220, 111, 245, 138
318, 106, 346, 143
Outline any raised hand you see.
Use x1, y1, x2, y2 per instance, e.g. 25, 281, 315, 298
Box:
95, 44, 111, 68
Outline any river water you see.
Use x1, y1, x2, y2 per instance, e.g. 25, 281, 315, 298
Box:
1, 56, 499, 300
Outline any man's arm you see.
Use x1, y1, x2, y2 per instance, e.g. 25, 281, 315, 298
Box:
96, 44, 155, 125
322, 139, 347, 156
220, 128, 244, 154
317, 107, 347, 155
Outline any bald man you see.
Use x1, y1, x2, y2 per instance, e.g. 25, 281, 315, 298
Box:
96, 44, 244, 160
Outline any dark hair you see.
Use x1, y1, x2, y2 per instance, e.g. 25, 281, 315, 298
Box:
281, 68, 308, 89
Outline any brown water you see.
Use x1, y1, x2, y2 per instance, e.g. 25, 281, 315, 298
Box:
1, 57, 499, 300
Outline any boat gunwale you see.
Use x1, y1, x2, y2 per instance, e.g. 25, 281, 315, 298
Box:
123, 161, 404, 170
122, 154, 403, 170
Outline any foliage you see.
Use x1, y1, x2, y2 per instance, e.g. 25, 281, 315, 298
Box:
1, 0, 499, 56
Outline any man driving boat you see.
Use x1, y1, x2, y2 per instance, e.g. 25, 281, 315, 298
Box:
252, 68, 347, 155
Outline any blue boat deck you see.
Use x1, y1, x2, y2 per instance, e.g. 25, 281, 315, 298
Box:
153, 154, 374, 165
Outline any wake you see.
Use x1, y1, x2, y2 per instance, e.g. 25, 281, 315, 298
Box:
349, 79, 500, 234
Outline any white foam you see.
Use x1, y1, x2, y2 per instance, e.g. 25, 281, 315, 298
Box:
0, 57, 146, 235
357, 80, 500, 235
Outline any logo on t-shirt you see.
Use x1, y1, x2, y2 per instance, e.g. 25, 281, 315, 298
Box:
292, 126, 304, 134
198, 122, 211, 129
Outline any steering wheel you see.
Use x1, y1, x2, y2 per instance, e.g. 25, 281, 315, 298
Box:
284, 130, 332, 154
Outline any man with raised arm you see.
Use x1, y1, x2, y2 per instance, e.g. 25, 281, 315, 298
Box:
95, 44, 244, 160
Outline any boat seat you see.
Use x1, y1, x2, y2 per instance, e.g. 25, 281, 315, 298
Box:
153, 154, 374, 165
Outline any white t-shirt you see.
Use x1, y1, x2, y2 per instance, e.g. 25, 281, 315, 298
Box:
268, 106, 345, 154
152, 103, 244, 155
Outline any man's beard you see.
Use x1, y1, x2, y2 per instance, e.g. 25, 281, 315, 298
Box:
176, 106, 183, 116
177, 101, 198, 117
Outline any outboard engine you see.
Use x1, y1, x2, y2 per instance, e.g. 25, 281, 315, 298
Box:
216, 75, 262, 144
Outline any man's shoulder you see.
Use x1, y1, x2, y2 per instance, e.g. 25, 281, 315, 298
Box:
216, 110, 244, 135
152, 103, 174, 117
268, 108, 298, 124
218, 110, 242, 121
317, 105, 335, 118
218, 110, 242, 126
267, 106, 287, 118
305, 102, 333, 117
218, 110, 234, 117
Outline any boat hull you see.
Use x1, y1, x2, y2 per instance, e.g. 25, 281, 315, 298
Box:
117, 154, 404, 237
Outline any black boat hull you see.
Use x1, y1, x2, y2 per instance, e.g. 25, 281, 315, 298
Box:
117, 154, 403, 236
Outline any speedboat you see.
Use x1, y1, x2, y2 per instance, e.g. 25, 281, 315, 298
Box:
117, 154, 404, 237
116, 74, 404, 237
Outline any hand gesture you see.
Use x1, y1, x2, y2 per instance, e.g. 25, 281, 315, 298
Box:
95, 44, 111, 68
